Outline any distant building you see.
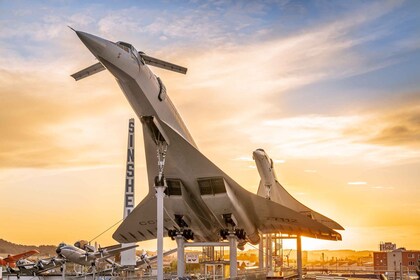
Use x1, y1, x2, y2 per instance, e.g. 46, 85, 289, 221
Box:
380, 242, 397, 252
373, 245, 420, 279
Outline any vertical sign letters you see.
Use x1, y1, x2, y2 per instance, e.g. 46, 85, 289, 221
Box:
124, 118, 135, 218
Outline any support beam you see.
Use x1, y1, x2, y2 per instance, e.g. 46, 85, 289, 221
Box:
176, 234, 185, 278
61, 262, 66, 280
155, 185, 166, 280
259, 235, 264, 270
297, 235, 302, 280
228, 232, 238, 278
267, 234, 273, 276
184, 242, 230, 247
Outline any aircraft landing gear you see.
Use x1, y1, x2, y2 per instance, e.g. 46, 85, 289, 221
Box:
220, 213, 248, 277
168, 228, 194, 241
220, 228, 246, 240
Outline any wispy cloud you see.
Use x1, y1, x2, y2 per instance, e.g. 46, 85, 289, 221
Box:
234, 156, 254, 162
348, 182, 368, 185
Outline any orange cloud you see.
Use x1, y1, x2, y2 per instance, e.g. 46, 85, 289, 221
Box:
0, 69, 128, 168
368, 106, 420, 147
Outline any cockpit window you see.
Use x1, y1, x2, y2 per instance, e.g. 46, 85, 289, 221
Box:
116, 42, 129, 53
116, 41, 132, 53
116, 41, 140, 61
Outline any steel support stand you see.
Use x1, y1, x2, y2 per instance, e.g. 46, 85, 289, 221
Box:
155, 184, 166, 280
297, 235, 302, 280
267, 234, 273, 276
176, 234, 185, 278
154, 138, 168, 280
228, 232, 238, 278
61, 262, 66, 280
259, 235, 264, 270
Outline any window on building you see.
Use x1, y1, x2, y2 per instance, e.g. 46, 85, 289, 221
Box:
408, 261, 415, 266
408, 253, 414, 258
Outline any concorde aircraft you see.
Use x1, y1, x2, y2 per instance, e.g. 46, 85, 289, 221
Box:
252, 148, 344, 230
71, 30, 343, 248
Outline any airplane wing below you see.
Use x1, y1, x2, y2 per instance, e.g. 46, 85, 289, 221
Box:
94, 244, 138, 259
136, 248, 177, 267
100, 244, 122, 251
113, 119, 341, 243
259, 180, 344, 230
4, 250, 39, 262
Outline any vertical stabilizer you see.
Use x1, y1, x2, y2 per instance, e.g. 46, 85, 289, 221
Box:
121, 118, 136, 267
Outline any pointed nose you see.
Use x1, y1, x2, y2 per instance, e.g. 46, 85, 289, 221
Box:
75, 31, 108, 56
252, 149, 264, 160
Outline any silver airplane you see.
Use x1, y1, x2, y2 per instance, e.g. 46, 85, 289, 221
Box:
71, 30, 343, 249
104, 248, 177, 274
253, 148, 344, 230
8, 257, 64, 277
55, 242, 137, 267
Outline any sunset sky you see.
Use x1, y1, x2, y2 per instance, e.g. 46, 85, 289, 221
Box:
0, 0, 419, 252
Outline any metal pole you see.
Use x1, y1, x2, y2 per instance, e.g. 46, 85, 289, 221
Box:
61, 262, 66, 280
229, 232, 237, 278
259, 235, 264, 270
155, 185, 166, 280
267, 234, 273, 276
265, 234, 269, 269
176, 234, 185, 278
297, 235, 302, 280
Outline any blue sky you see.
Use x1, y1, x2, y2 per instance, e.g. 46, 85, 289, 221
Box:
0, 0, 419, 250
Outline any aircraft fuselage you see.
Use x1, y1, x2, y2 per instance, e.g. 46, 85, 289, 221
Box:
253, 148, 277, 199
56, 243, 94, 266
76, 32, 195, 146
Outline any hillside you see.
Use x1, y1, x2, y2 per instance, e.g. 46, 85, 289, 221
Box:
0, 239, 56, 257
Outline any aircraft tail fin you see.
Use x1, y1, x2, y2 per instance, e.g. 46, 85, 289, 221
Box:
256, 180, 266, 198
71, 62, 106, 81
140, 53, 187, 74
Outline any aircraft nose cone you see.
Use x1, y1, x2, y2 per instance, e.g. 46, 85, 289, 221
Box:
252, 150, 261, 160
253, 149, 265, 158
56, 248, 61, 254
75, 31, 107, 56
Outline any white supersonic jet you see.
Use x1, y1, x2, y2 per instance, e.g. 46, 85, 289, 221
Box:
252, 148, 343, 230
71, 29, 343, 249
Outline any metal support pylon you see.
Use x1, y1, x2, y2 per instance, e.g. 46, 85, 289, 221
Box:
176, 234, 185, 277
155, 140, 168, 280
297, 235, 302, 280
228, 231, 238, 278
